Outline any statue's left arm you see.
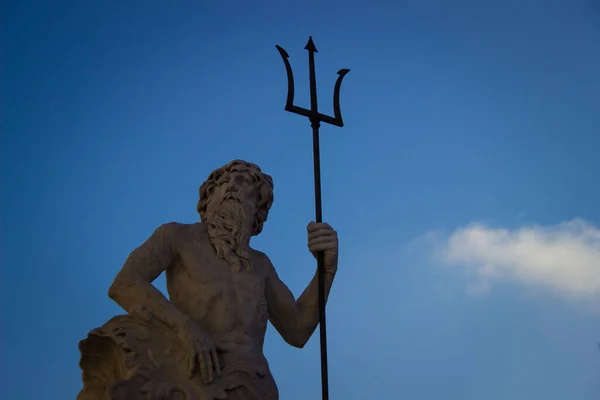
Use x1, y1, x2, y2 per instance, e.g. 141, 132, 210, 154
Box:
264, 222, 338, 348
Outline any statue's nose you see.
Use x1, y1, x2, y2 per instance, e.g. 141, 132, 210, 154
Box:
227, 183, 240, 193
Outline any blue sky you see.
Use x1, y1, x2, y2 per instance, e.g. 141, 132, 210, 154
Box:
2, 0, 599, 399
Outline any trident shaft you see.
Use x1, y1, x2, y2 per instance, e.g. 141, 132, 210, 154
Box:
276, 36, 350, 400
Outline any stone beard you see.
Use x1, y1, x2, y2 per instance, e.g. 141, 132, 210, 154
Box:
205, 199, 252, 274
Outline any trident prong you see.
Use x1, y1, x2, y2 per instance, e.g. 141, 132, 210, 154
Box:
275, 36, 350, 400
276, 37, 350, 127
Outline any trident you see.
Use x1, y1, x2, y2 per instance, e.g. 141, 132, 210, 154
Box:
276, 36, 350, 400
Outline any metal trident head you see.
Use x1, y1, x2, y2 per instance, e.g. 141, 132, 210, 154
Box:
276, 36, 350, 127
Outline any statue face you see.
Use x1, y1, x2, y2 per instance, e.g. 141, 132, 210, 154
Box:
206, 164, 259, 219
198, 159, 274, 237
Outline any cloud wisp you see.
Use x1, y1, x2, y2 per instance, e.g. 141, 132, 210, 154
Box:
431, 219, 600, 301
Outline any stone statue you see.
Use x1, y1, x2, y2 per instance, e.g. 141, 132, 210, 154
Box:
77, 160, 339, 400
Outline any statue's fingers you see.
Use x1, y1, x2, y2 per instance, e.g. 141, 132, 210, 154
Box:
309, 236, 334, 246
308, 233, 334, 242
309, 223, 334, 232
307, 222, 331, 232
188, 351, 198, 378
310, 235, 337, 245
310, 242, 336, 252
187, 354, 193, 377
308, 229, 336, 241
211, 347, 222, 376
198, 353, 209, 383
204, 351, 214, 382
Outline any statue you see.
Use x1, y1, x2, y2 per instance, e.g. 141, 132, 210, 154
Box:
77, 159, 339, 400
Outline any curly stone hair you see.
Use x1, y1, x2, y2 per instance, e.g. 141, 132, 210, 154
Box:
197, 160, 274, 236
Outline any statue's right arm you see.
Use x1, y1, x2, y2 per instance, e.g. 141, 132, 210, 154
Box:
108, 223, 190, 331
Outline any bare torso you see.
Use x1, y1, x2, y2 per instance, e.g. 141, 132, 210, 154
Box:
166, 223, 269, 350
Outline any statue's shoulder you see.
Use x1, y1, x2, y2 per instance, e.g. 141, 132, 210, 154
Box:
250, 248, 275, 271
161, 221, 208, 245
250, 247, 267, 258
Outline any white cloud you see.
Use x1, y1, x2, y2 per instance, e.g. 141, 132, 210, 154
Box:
433, 219, 600, 301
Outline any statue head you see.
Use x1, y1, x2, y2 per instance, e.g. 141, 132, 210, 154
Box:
197, 160, 274, 236
197, 160, 274, 272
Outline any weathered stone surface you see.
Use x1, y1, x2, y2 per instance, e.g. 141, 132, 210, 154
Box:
77, 160, 339, 400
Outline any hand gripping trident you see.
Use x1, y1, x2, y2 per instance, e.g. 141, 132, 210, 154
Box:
276, 36, 350, 400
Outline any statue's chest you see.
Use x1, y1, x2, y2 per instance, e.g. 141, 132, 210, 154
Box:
198, 266, 268, 330
179, 238, 267, 316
